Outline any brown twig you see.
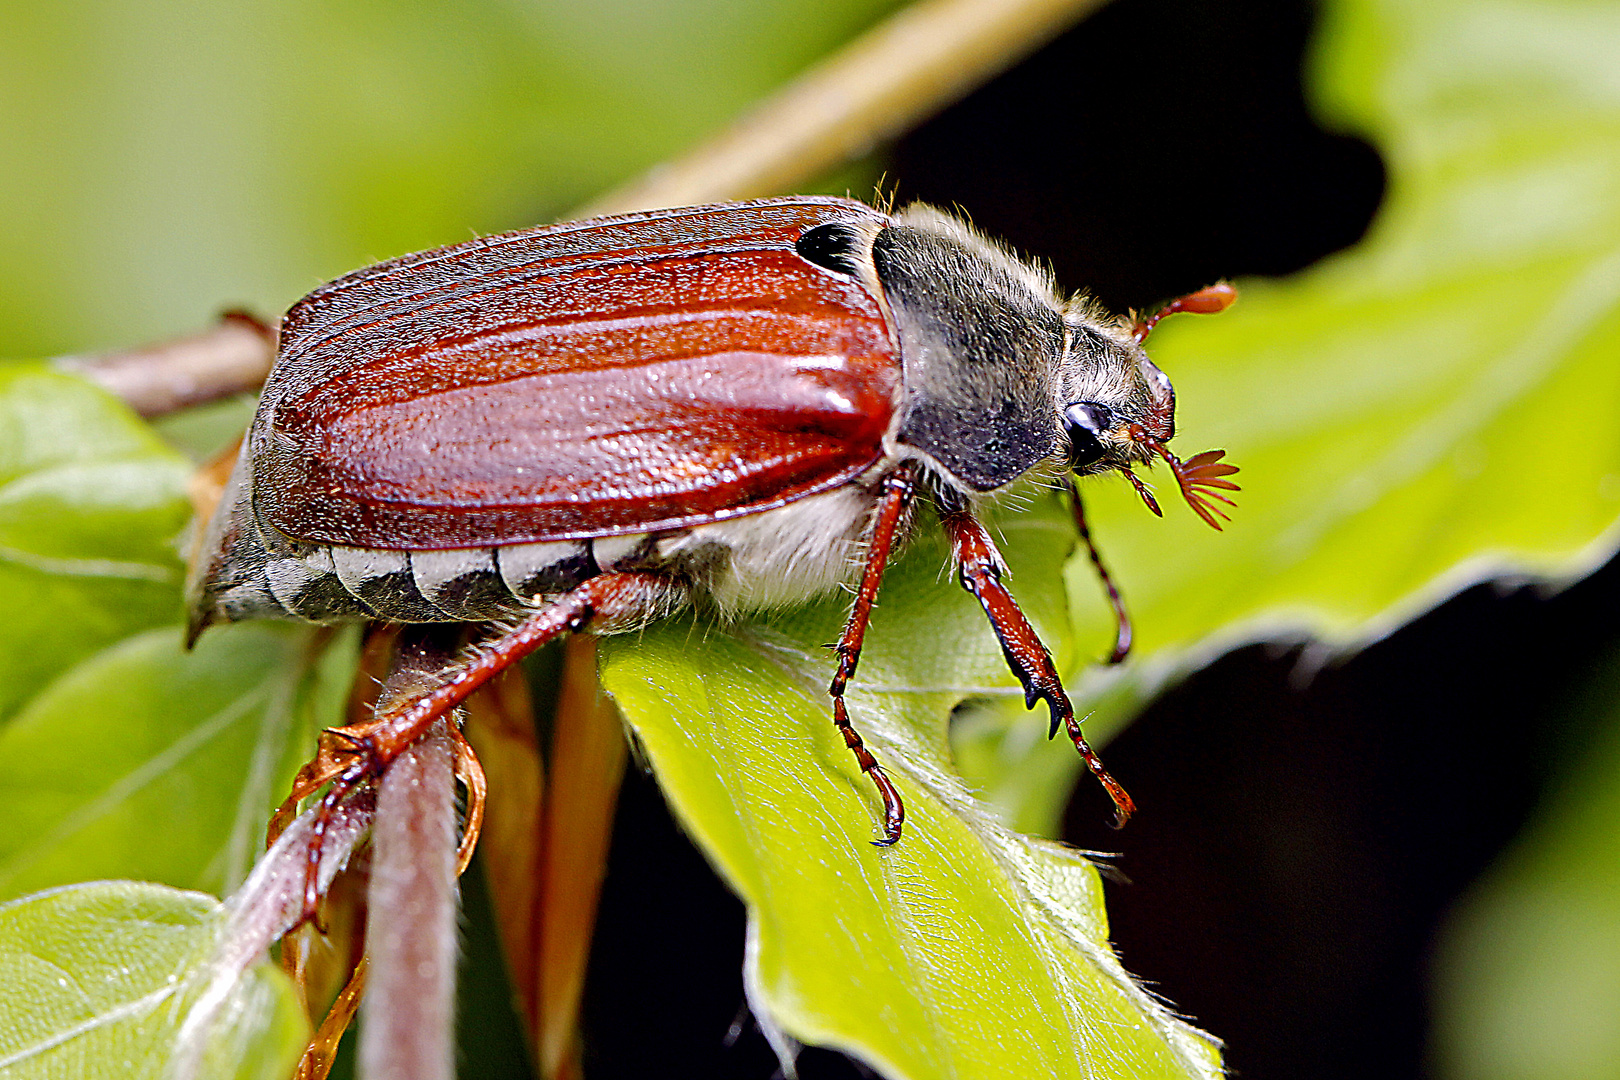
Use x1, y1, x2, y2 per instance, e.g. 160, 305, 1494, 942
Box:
54, 310, 275, 417
582, 0, 1107, 217
357, 626, 466, 1080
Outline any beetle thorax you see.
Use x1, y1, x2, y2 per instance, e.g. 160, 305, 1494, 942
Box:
655, 480, 881, 615
874, 206, 1069, 494
870, 205, 1179, 493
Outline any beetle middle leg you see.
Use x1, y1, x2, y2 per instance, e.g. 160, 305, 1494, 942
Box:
274, 570, 683, 922
1069, 482, 1133, 665
937, 495, 1135, 828
828, 462, 918, 846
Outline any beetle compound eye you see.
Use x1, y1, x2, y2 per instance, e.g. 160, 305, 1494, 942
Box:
795, 222, 865, 277
1064, 402, 1113, 471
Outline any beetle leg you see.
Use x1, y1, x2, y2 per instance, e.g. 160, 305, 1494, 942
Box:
1069, 482, 1133, 664
362, 572, 679, 763
278, 571, 680, 924
270, 729, 378, 931
938, 501, 1136, 828
449, 725, 486, 876
829, 462, 918, 846
301, 751, 377, 928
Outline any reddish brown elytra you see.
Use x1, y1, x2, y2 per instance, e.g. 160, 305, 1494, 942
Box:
185, 197, 1237, 902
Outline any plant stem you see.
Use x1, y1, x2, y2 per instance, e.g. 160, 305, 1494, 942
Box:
54, 311, 274, 416
581, 0, 1106, 216
358, 627, 464, 1080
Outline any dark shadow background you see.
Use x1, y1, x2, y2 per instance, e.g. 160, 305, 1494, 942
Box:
573, 1, 1620, 1078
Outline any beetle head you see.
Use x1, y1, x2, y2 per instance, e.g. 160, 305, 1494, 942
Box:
1058, 294, 1240, 530
1056, 320, 1172, 473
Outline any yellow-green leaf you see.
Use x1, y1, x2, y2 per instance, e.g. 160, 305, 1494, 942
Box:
961, 0, 1620, 834
0, 881, 305, 1080
601, 505, 1221, 1080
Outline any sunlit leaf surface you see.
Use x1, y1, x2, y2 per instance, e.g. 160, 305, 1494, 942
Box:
0, 881, 305, 1080
958, 0, 1620, 834
601, 507, 1221, 1079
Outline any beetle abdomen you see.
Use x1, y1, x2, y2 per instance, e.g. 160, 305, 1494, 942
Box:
212, 528, 601, 627
187, 446, 888, 636
187, 455, 602, 632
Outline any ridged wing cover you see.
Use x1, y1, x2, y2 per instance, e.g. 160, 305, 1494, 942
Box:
253, 198, 899, 549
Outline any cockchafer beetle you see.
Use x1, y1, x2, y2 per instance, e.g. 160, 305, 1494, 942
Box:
185, 195, 1237, 887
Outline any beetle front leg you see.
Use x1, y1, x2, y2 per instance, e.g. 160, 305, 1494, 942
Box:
937, 499, 1136, 828
829, 462, 918, 846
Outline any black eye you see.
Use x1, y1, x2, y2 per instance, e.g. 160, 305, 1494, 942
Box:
795, 223, 864, 277
1064, 402, 1113, 471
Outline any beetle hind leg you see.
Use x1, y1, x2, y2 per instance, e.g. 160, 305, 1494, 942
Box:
270, 571, 683, 924
827, 464, 918, 846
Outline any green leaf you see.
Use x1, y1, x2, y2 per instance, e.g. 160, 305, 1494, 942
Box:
0, 364, 192, 722
1111, 0, 1620, 658
600, 504, 1221, 1080
0, 881, 306, 1080
959, 0, 1620, 834
0, 367, 353, 900
0, 624, 354, 903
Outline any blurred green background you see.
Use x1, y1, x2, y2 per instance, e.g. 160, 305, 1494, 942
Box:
4, 1, 1620, 1079
0, 0, 895, 357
